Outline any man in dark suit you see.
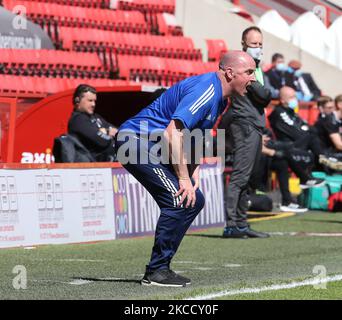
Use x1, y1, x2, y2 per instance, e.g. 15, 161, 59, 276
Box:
264, 53, 293, 99
287, 60, 321, 101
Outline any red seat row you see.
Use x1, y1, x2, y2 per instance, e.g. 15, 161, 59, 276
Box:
0, 75, 130, 94
155, 13, 182, 36
0, 49, 103, 69
3, 0, 148, 32
206, 39, 228, 62
26, 0, 110, 8
117, 55, 217, 79
117, 0, 175, 14
59, 27, 202, 60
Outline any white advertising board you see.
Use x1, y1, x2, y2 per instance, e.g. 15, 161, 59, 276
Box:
0, 168, 115, 248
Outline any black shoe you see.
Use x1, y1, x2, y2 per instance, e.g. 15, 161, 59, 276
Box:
244, 228, 270, 238
222, 226, 249, 239
141, 269, 190, 287
223, 226, 270, 239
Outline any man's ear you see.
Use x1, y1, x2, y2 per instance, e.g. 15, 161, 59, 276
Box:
225, 67, 234, 81
241, 41, 247, 50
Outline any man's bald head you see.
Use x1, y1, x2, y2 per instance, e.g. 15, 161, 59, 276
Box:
279, 86, 296, 102
219, 50, 256, 71
279, 86, 298, 109
217, 50, 256, 97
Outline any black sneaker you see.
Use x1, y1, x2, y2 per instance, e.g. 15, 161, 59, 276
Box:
222, 226, 249, 239
300, 178, 325, 189
141, 269, 190, 287
223, 226, 270, 238
244, 228, 270, 238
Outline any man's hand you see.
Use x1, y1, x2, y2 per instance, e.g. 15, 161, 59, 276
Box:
262, 134, 270, 146
175, 177, 196, 208
192, 166, 200, 191
99, 128, 107, 135
108, 127, 118, 137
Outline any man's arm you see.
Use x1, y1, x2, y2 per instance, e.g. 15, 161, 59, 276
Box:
246, 81, 272, 109
69, 113, 112, 149
329, 133, 342, 151
164, 120, 196, 208
263, 74, 280, 99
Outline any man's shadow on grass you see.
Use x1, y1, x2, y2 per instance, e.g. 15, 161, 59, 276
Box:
73, 277, 141, 284
185, 233, 225, 239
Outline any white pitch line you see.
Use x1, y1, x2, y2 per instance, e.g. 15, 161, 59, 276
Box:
223, 264, 242, 268
269, 232, 342, 237
187, 275, 342, 300
68, 279, 94, 285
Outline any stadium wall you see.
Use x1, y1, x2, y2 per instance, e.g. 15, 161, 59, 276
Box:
176, 0, 342, 97
1, 86, 163, 163
0, 162, 224, 249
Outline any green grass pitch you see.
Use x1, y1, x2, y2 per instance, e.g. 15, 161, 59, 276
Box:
1, 211, 342, 300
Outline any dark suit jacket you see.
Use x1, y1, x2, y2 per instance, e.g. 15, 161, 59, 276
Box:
265, 68, 295, 91
300, 73, 321, 100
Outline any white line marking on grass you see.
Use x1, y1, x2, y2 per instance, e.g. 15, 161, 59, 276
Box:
69, 279, 94, 285
268, 232, 298, 236
269, 232, 342, 237
191, 267, 213, 271
187, 275, 342, 300
223, 264, 242, 268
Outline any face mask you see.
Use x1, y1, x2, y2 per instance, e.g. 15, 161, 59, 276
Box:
246, 47, 263, 61
275, 63, 286, 72
288, 98, 298, 110
294, 70, 303, 78
287, 67, 294, 74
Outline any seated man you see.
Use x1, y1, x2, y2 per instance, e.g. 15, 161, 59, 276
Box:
315, 94, 342, 171
68, 84, 117, 162
287, 60, 321, 102
259, 131, 321, 212
268, 86, 327, 183
264, 53, 293, 99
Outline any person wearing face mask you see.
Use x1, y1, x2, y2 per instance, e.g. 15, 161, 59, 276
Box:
314, 95, 342, 170
222, 26, 272, 239
264, 53, 294, 99
268, 86, 327, 186
287, 60, 321, 102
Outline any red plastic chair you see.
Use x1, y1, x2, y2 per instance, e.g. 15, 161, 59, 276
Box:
206, 39, 228, 62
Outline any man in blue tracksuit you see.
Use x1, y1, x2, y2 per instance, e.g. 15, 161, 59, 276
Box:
115, 51, 256, 287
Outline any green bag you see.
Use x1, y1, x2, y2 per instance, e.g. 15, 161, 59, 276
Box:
299, 172, 342, 211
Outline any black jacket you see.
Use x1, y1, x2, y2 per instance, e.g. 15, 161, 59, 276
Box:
297, 73, 321, 100
226, 79, 272, 134
268, 104, 310, 142
315, 113, 341, 151
68, 111, 115, 159
265, 68, 295, 91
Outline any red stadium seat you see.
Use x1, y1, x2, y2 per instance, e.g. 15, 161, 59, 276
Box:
117, 0, 176, 14
58, 27, 201, 60
0, 75, 130, 94
3, 0, 148, 33
206, 39, 228, 62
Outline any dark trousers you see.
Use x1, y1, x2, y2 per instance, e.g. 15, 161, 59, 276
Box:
254, 149, 314, 205
115, 135, 205, 272
293, 131, 323, 160
224, 122, 262, 228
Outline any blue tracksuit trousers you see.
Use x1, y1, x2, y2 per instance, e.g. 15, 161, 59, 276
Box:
116, 135, 205, 272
